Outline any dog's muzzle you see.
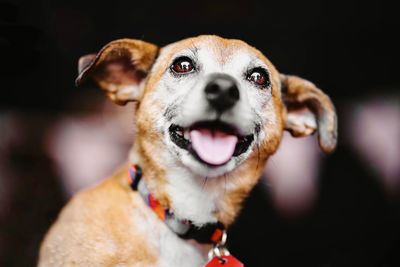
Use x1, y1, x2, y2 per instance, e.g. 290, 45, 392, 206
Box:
168, 74, 255, 167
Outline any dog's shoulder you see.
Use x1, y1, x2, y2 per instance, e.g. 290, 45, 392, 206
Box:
58, 164, 134, 220
39, 165, 159, 266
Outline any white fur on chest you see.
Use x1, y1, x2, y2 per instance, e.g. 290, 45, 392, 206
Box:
165, 167, 220, 226
131, 194, 208, 267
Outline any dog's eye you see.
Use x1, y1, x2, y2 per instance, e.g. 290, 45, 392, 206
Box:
247, 68, 270, 87
171, 57, 195, 74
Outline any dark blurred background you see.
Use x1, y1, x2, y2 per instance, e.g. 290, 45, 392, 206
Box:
1, 0, 399, 266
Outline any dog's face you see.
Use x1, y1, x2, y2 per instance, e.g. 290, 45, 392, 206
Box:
77, 35, 337, 180
145, 37, 284, 177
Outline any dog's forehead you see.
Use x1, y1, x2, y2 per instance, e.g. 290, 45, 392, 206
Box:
159, 35, 270, 68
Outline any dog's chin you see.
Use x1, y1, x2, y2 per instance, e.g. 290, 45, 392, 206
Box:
179, 152, 239, 177
168, 120, 255, 177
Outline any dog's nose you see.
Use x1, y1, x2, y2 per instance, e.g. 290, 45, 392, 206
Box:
204, 74, 240, 112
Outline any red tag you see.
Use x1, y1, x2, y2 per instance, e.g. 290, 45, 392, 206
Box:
205, 255, 244, 267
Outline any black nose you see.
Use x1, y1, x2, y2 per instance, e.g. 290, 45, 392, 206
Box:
204, 74, 240, 112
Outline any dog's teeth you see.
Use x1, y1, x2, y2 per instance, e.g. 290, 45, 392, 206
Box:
184, 130, 190, 140
176, 129, 184, 136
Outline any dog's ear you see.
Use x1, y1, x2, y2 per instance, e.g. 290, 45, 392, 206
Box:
76, 39, 159, 105
280, 74, 337, 153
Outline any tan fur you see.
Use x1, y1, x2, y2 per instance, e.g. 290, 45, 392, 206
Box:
39, 35, 337, 266
76, 39, 159, 105
39, 165, 159, 266
281, 74, 337, 153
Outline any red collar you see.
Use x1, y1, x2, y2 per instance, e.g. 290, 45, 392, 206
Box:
128, 164, 225, 244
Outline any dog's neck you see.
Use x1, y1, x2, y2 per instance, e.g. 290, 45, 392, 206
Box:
129, 143, 266, 227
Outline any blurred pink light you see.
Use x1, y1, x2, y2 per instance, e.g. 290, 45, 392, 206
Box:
46, 102, 135, 196
264, 132, 320, 216
347, 97, 400, 194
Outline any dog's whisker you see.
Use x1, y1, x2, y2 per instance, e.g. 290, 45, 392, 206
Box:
223, 174, 228, 197
266, 157, 278, 181
256, 141, 261, 172
202, 176, 209, 190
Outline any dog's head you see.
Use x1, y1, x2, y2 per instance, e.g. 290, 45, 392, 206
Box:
77, 35, 337, 223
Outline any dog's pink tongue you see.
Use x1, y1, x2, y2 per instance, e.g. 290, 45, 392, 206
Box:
190, 129, 238, 165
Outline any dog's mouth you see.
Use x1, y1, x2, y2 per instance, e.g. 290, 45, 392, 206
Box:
169, 121, 254, 167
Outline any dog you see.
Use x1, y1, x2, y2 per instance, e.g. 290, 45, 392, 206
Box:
38, 35, 337, 266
